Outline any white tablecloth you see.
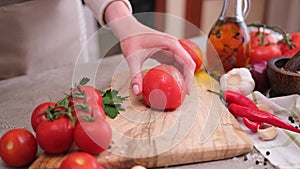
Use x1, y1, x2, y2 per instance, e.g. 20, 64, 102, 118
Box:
246, 92, 300, 169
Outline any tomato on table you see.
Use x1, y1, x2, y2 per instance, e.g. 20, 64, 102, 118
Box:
282, 47, 300, 57
0, 128, 37, 167
35, 117, 74, 154
277, 32, 300, 54
31, 102, 63, 131
70, 85, 105, 119
249, 30, 282, 63
250, 44, 282, 63
250, 31, 276, 48
179, 39, 203, 73
73, 118, 112, 155
59, 152, 105, 169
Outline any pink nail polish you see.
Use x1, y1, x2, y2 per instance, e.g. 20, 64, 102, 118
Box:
133, 84, 140, 95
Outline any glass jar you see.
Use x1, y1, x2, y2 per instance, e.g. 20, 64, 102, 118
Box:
206, 0, 250, 79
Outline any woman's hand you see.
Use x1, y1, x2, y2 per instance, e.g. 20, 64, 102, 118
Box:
105, 1, 195, 95
120, 26, 195, 96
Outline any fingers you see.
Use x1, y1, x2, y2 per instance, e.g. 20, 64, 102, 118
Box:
183, 64, 195, 94
170, 42, 196, 94
125, 49, 160, 96
122, 34, 195, 95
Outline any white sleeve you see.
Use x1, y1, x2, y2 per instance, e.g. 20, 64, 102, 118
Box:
84, 0, 132, 26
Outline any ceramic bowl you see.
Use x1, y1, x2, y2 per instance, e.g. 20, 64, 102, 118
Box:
267, 57, 300, 97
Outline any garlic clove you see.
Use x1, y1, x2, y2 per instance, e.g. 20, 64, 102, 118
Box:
258, 125, 278, 141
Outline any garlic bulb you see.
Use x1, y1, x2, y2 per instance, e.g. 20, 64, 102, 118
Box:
220, 68, 255, 95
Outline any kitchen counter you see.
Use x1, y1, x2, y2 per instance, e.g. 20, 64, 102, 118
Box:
0, 54, 276, 169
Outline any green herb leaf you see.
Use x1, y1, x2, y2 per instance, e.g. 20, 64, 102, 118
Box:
103, 105, 119, 119
100, 89, 128, 119
79, 77, 90, 86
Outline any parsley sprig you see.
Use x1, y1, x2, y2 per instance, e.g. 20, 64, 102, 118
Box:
57, 77, 127, 120
99, 89, 128, 119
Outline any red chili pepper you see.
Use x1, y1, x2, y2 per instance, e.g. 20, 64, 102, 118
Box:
243, 118, 263, 132
207, 89, 262, 131
207, 90, 257, 109
229, 103, 300, 133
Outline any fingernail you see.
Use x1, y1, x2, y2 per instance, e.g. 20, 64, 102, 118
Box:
133, 84, 140, 95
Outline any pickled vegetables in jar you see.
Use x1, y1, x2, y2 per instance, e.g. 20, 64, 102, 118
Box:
208, 18, 250, 72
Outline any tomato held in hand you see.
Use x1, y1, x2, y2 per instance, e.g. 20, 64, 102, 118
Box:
59, 152, 105, 169
70, 86, 105, 119
0, 129, 37, 167
142, 64, 186, 110
179, 39, 203, 73
74, 118, 112, 155
36, 118, 74, 154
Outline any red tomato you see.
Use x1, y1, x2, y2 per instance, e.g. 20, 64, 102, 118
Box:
36, 118, 74, 154
31, 102, 62, 131
249, 30, 282, 63
0, 129, 37, 167
282, 46, 300, 57
250, 44, 282, 63
250, 31, 276, 48
179, 39, 203, 73
142, 64, 186, 110
278, 32, 300, 54
70, 86, 105, 119
59, 152, 105, 169
74, 118, 112, 155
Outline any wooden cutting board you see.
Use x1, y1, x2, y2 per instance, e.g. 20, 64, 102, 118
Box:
29, 69, 253, 169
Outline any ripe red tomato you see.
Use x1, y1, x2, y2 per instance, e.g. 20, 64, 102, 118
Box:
31, 102, 61, 131
249, 30, 282, 63
250, 44, 282, 63
74, 118, 112, 155
70, 86, 105, 119
277, 32, 300, 54
59, 152, 105, 169
179, 39, 203, 73
282, 46, 300, 57
36, 118, 74, 154
0, 129, 37, 167
250, 31, 276, 48
142, 64, 186, 110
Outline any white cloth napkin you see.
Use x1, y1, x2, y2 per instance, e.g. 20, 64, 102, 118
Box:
244, 91, 300, 169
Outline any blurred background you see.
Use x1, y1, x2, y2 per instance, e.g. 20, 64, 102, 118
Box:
82, 0, 300, 56
85, 0, 300, 36
149, 0, 300, 37
0, 0, 298, 79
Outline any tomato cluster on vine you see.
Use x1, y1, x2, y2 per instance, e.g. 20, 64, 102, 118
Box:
0, 78, 126, 168
31, 79, 113, 168
248, 23, 300, 63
